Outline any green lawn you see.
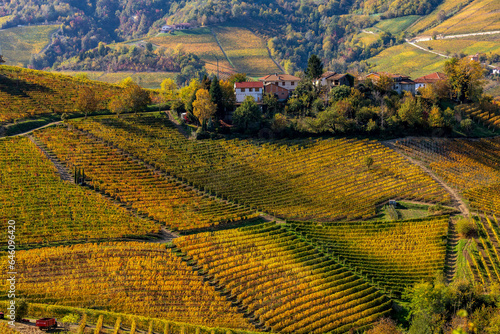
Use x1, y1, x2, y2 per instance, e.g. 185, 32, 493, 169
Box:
375, 15, 422, 34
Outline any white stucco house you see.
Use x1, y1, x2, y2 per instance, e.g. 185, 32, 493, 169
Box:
234, 82, 264, 103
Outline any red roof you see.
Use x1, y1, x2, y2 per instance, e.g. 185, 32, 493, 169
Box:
414, 72, 447, 84
235, 81, 263, 89
259, 73, 301, 82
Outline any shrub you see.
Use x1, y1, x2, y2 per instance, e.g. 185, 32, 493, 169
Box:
456, 218, 477, 239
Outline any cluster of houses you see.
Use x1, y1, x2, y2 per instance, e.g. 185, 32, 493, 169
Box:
233, 71, 448, 104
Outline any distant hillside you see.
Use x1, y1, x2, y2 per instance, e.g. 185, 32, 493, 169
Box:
0, 65, 121, 124
0, 0, 445, 73
0, 24, 59, 67
148, 24, 281, 78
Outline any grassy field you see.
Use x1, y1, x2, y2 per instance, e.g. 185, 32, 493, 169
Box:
0, 24, 59, 67
212, 25, 281, 76
367, 43, 448, 78
148, 28, 235, 76
374, 15, 421, 34
57, 71, 178, 89
409, 0, 474, 34
422, 0, 500, 35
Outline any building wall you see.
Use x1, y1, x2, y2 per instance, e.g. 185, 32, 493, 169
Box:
265, 84, 290, 100
263, 80, 297, 91
235, 88, 263, 103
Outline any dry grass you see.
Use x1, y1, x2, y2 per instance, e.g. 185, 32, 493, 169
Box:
0, 24, 59, 66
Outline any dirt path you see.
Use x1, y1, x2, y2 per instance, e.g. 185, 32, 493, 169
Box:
164, 111, 192, 139
2, 121, 62, 138
384, 142, 470, 217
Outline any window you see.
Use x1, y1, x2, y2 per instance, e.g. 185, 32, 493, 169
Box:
249, 88, 253, 92
275, 82, 279, 85
241, 88, 245, 92
291, 81, 295, 86
282, 82, 285, 86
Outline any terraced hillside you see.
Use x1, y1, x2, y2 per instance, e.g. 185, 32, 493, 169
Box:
69, 115, 451, 222
466, 216, 500, 285
0, 136, 157, 246
0, 24, 59, 67
289, 217, 449, 295
174, 223, 391, 334
212, 26, 281, 77
34, 126, 258, 232
0, 66, 121, 124
0, 242, 254, 330
395, 137, 500, 215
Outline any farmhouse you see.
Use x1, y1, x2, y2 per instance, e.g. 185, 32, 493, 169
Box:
234, 82, 264, 103
492, 67, 500, 75
366, 72, 416, 94
315, 72, 354, 88
468, 53, 480, 62
414, 72, 447, 90
259, 73, 301, 92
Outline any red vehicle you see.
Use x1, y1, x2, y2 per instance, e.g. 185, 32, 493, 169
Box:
36, 318, 57, 330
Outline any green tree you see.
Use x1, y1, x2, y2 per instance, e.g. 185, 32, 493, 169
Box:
329, 85, 351, 103
264, 93, 280, 116
305, 54, 323, 79
209, 77, 224, 119
444, 57, 484, 103
233, 96, 262, 133
228, 73, 248, 85
14, 298, 28, 322
398, 92, 424, 127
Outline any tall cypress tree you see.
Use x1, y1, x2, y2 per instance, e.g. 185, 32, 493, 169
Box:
305, 54, 323, 79
209, 77, 224, 120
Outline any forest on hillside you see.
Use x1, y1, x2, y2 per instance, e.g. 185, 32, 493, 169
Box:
0, 0, 443, 72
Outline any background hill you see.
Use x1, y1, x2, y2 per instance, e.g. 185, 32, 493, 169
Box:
0, 0, 499, 90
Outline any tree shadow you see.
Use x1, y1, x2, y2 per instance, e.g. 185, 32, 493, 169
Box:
0, 74, 53, 97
